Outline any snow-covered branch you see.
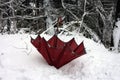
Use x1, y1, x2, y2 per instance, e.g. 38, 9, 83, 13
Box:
61, 0, 79, 21
0, 0, 14, 6
60, 0, 100, 41
20, 4, 44, 10
79, 0, 87, 28
0, 15, 46, 20
96, 7, 106, 26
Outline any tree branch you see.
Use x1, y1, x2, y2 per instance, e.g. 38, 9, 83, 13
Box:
61, 0, 79, 21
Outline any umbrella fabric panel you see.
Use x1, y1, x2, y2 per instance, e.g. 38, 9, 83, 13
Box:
56, 45, 74, 68
47, 47, 63, 66
48, 35, 65, 48
31, 35, 41, 48
38, 38, 53, 65
74, 42, 85, 54
66, 38, 78, 51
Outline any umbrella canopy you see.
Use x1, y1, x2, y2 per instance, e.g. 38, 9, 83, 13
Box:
31, 35, 86, 68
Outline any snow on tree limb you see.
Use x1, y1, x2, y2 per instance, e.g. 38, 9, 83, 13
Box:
0, 15, 46, 20
0, 0, 14, 6
61, 0, 79, 21
60, 0, 100, 41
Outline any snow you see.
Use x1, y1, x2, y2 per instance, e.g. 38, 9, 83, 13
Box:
0, 33, 120, 80
113, 20, 120, 52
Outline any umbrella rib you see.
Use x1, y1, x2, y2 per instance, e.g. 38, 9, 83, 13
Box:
55, 45, 67, 68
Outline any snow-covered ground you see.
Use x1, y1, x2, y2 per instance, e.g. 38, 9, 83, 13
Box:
0, 33, 120, 80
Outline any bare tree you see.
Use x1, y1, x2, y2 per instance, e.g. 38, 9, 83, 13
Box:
61, 0, 100, 41
0, 0, 46, 34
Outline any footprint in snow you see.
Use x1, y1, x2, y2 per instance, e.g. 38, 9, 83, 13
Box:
0, 77, 2, 80
17, 76, 32, 80
0, 53, 4, 68
18, 68, 26, 73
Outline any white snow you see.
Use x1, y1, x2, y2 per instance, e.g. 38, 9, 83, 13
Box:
113, 20, 120, 52
0, 33, 120, 80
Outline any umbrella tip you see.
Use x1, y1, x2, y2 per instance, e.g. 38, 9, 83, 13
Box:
30, 36, 34, 41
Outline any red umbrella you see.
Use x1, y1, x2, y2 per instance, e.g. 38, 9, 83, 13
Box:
31, 35, 41, 48
31, 35, 86, 68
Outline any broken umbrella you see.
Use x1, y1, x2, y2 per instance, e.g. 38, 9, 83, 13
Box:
31, 35, 86, 69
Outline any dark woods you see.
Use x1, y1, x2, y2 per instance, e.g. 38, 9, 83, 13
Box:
0, 0, 119, 48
